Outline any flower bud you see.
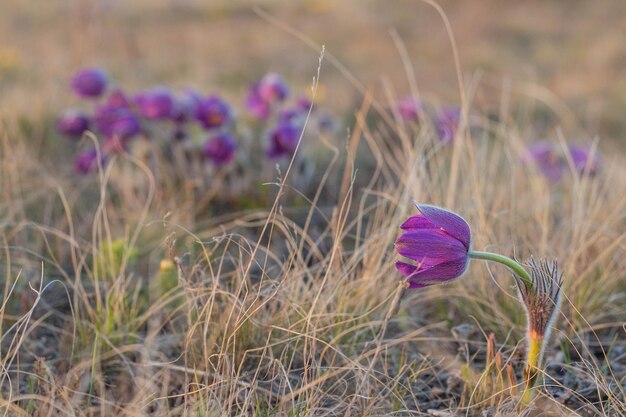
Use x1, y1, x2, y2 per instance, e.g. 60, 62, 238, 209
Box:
515, 257, 563, 341
395, 204, 471, 288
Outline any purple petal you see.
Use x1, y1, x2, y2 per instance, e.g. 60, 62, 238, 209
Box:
395, 261, 418, 277
397, 96, 423, 122
195, 96, 232, 129
56, 109, 90, 138
523, 142, 565, 182
70, 68, 108, 98
523, 141, 554, 164
406, 259, 469, 287
400, 214, 436, 231
258, 73, 289, 102
568, 145, 600, 176
135, 87, 174, 120
202, 133, 237, 165
415, 204, 471, 249
395, 229, 468, 264
436, 106, 461, 143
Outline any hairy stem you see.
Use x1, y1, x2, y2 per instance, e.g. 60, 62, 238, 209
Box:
520, 332, 544, 405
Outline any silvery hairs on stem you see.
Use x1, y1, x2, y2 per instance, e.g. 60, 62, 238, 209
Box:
515, 257, 564, 343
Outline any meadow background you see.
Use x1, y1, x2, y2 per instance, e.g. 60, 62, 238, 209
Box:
1, 0, 625, 416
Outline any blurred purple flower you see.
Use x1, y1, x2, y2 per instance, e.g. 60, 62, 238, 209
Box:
295, 96, 313, 112
277, 107, 305, 124
105, 89, 131, 109
171, 91, 201, 124
135, 87, 174, 120
195, 95, 232, 129
524, 142, 564, 182
397, 96, 423, 122
436, 106, 461, 143
245, 83, 272, 120
70, 68, 108, 98
74, 148, 105, 174
568, 144, 600, 176
267, 121, 300, 158
202, 132, 237, 165
257, 73, 289, 103
245, 74, 290, 120
94, 105, 141, 140
395, 204, 471, 288
56, 109, 90, 138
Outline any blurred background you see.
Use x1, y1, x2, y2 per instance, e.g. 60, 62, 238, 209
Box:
1, 0, 625, 143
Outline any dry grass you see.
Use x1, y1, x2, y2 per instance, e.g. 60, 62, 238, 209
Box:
1, 1, 626, 416
2, 82, 625, 415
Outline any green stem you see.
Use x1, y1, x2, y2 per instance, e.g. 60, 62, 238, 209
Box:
468, 251, 532, 289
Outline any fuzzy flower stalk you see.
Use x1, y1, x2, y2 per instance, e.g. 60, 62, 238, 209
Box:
393, 204, 562, 406
515, 258, 563, 405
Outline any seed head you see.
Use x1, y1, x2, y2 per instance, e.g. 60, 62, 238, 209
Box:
516, 257, 563, 340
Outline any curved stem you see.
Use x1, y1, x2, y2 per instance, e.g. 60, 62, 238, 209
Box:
469, 251, 533, 289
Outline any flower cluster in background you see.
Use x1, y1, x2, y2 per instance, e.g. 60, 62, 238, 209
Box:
523, 141, 600, 181
246, 72, 336, 158
58, 72, 602, 185
395, 95, 601, 181
56, 68, 337, 175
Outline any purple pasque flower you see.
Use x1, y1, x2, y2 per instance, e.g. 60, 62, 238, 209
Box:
277, 107, 305, 124
195, 95, 232, 129
436, 106, 461, 143
257, 72, 289, 103
56, 109, 90, 138
245, 83, 272, 120
395, 204, 471, 288
524, 141, 564, 182
105, 89, 131, 108
202, 132, 237, 165
397, 96, 423, 122
267, 121, 301, 158
171, 90, 201, 124
568, 144, 600, 176
94, 105, 141, 140
135, 87, 174, 120
70, 68, 108, 98
245, 74, 290, 120
74, 148, 105, 174
295, 96, 313, 112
